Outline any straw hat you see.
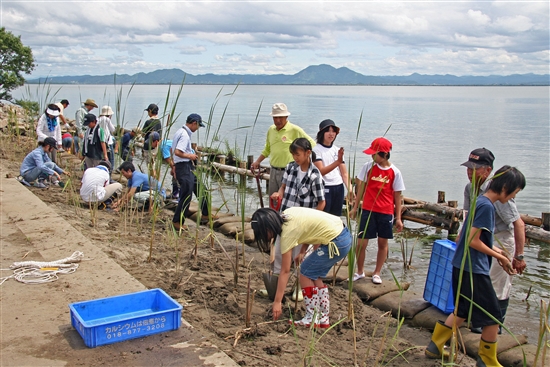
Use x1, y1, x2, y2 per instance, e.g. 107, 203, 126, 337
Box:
270, 103, 291, 117
100, 106, 114, 116
82, 98, 98, 108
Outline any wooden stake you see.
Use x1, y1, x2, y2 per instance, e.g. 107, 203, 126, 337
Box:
542, 212, 550, 231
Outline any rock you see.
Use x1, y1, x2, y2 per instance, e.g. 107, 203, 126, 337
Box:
410, 305, 450, 329
497, 343, 544, 367
344, 278, 410, 302
213, 215, 245, 228
218, 222, 251, 236
462, 329, 528, 358
236, 228, 255, 243
369, 292, 431, 319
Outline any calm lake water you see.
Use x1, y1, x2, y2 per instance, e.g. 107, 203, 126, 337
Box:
14, 84, 550, 341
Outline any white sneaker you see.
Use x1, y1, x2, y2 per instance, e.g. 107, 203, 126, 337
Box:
372, 274, 383, 284
352, 272, 365, 281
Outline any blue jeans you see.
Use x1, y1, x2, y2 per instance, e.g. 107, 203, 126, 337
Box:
73, 136, 81, 154
22, 162, 62, 182
107, 144, 115, 171
62, 137, 73, 150
300, 226, 352, 280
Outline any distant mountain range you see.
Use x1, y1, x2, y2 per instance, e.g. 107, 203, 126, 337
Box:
28, 64, 549, 86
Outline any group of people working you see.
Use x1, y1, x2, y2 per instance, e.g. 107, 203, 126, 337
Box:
18, 98, 527, 366
19, 99, 167, 210
249, 103, 526, 367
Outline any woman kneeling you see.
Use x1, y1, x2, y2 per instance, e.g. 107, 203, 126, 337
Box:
251, 207, 351, 328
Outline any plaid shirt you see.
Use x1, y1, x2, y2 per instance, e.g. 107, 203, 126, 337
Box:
280, 162, 325, 211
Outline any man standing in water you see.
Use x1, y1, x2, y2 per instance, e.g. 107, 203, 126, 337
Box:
250, 103, 316, 198
460, 147, 527, 334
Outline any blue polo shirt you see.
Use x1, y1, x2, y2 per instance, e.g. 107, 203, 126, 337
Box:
159, 139, 173, 160
128, 171, 165, 198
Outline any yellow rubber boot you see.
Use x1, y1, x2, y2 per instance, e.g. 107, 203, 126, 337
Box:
425, 321, 453, 359
476, 339, 503, 367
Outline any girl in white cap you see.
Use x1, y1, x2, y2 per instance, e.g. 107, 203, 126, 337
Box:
36, 104, 62, 164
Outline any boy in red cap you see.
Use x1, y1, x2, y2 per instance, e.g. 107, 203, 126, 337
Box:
349, 137, 405, 284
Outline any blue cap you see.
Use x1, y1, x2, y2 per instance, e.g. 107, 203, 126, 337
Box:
186, 113, 205, 127
150, 132, 160, 142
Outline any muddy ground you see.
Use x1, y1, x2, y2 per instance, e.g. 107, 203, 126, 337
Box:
1, 134, 478, 367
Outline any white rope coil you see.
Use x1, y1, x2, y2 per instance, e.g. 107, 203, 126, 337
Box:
1, 251, 84, 285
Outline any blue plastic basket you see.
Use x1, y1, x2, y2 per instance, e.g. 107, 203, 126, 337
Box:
69, 288, 182, 348
423, 239, 456, 313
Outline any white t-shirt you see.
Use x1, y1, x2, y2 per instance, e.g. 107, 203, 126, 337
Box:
313, 143, 343, 186
97, 116, 115, 145
80, 166, 110, 202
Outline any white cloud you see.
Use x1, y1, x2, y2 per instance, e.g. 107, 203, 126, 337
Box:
177, 45, 207, 55
1, 1, 547, 77
468, 9, 491, 26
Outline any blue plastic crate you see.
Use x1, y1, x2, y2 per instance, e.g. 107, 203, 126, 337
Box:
423, 239, 456, 313
69, 288, 182, 348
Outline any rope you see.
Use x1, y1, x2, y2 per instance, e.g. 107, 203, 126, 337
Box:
0, 251, 84, 285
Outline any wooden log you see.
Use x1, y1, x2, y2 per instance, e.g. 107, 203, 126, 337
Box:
403, 204, 425, 210
422, 202, 464, 219
210, 162, 270, 181
404, 197, 425, 205
525, 224, 550, 244
437, 191, 446, 203
542, 212, 550, 231
520, 214, 543, 227
402, 209, 453, 230
247, 155, 254, 169
448, 200, 458, 208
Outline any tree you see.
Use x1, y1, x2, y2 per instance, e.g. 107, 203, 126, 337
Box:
0, 27, 35, 101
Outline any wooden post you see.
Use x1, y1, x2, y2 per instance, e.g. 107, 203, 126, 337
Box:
247, 155, 254, 169
448, 200, 458, 208
437, 191, 446, 203
542, 212, 550, 231
217, 155, 226, 165
238, 161, 247, 184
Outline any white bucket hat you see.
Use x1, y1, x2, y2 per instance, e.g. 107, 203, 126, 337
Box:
46, 108, 60, 117
100, 105, 114, 116
270, 103, 291, 117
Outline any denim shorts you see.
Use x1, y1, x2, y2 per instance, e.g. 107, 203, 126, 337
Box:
300, 227, 351, 280
357, 210, 394, 239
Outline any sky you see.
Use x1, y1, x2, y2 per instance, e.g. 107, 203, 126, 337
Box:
1, 0, 549, 78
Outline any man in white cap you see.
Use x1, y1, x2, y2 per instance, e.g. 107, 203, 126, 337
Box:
251, 103, 315, 198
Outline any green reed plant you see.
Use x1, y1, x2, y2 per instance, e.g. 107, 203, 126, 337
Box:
20, 78, 61, 117
533, 299, 549, 366
144, 82, 186, 261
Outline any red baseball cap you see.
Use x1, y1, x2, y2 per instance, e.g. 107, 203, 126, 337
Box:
363, 137, 392, 155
